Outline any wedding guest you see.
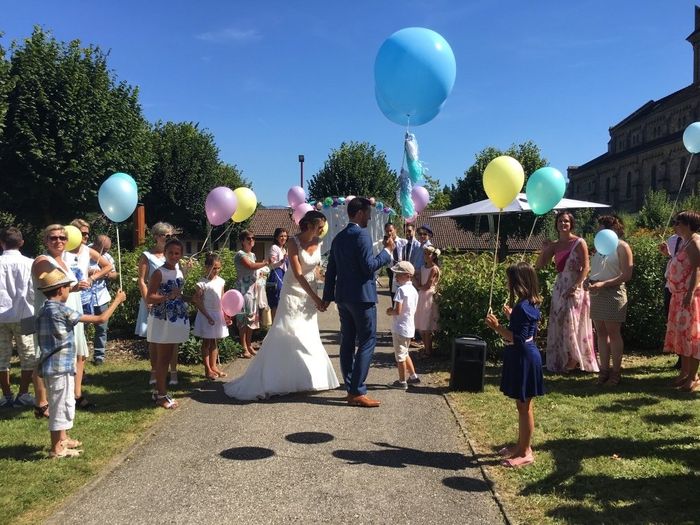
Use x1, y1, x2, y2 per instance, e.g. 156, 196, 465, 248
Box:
411, 224, 433, 273
234, 230, 270, 358
384, 223, 400, 294
31, 225, 78, 419
146, 238, 189, 409
35, 268, 125, 457
63, 219, 111, 408
402, 224, 422, 275
485, 262, 544, 469
0, 227, 46, 409
135, 222, 179, 386
386, 261, 420, 390
585, 215, 633, 386
663, 211, 700, 392
660, 232, 683, 369
415, 245, 441, 358
535, 211, 598, 374
85, 235, 119, 365
266, 227, 288, 322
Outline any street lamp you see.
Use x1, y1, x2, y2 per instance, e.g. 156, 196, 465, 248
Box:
298, 154, 305, 188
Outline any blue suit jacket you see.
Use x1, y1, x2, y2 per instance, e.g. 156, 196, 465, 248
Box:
323, 223, 391, 303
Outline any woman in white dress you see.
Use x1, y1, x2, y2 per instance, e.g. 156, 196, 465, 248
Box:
224, 210, 339, 400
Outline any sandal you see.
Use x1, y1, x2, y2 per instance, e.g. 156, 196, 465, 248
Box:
215, 370, 227, 378
49, 447, 83, 459
501, 454, 534, 468
34, 403, 49, 419
155, 395, 178, 409
75, 396, 95, 410
60, 438, 83, 449
241, 352, 253, 359
205, 373, 219, 381
681, 378, 700, 392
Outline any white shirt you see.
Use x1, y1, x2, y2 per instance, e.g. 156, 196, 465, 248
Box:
89, 252, 115, 306
392, 282, 418, 338
0, 249, 35, 323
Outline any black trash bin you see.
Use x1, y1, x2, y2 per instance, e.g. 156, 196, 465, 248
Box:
450, 335, 487, 392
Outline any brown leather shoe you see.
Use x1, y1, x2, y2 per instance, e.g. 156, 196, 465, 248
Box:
347, 394, 380, 408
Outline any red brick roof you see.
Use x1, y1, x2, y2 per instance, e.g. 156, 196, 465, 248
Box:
247, 208, 543, 252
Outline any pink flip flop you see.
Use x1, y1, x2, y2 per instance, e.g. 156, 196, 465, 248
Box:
501, 455, 534, 468
497, 447, 513, 458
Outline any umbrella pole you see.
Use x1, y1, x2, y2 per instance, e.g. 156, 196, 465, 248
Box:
487, 210, 502, 314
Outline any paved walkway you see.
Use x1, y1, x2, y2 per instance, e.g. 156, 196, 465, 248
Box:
48, 290, 505, 525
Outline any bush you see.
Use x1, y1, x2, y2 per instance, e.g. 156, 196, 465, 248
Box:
178, 334, 243, 364
437, 229, 668, 360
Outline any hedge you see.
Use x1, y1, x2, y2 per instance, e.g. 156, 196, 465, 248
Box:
437, 230, 667, 358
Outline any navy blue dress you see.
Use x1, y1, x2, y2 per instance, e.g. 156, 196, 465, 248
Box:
500, 300, 545, 402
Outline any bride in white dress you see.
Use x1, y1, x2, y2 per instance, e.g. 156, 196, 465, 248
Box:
224, 210, 340, 400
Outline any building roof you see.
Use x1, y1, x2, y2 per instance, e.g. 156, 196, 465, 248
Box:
246, 208, 299, 238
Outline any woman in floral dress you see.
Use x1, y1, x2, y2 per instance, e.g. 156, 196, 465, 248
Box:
536, 212, 598, 373
664, 211, 700, 392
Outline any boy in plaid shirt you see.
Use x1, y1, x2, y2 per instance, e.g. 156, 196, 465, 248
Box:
36, 268, 125, 458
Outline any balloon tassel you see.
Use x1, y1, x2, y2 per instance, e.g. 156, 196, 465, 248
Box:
487, 211, 502, 314
661, 153, 694, 241
115, 224, 123, 290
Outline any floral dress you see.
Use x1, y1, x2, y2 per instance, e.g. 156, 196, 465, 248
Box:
546, 238, 598, 373
234, 250, 260, 329
146, 265, 190, 344
664, 241, 700, 359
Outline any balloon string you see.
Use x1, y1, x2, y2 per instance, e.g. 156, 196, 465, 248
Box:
661, 153, 694, 242
188, 227, 215, 260
115, 224, 123, 290
520, 216, 539, 262
487, 210, 502, 314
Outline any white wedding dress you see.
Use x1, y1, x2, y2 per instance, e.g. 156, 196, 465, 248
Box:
224, 237, 340, 400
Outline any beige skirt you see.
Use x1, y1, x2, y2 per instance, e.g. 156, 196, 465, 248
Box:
589, 282, 628, 322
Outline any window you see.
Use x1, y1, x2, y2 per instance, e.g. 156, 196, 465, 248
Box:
626, 172, 632, 198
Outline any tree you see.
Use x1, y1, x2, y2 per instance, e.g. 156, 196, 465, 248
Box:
0, 36, 12, 144
422, 173, 451, 210
144, 121, 226, 235
307, 141, 397, 205
450, 141, 548, 257
0, 27, 154, 226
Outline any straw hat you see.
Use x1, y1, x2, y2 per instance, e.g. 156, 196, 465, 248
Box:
390, 261, 415, 276
37, 268, 75, 292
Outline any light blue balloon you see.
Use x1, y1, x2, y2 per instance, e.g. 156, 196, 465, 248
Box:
526, 167, 567, 216
374, 27, 456, 119
594, 229, 619, 256
98, 173, 138, 222
683, 122, 700, 153
375, 85, 442, 126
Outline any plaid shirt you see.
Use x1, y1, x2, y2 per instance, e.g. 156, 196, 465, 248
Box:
36, 300, 82, 376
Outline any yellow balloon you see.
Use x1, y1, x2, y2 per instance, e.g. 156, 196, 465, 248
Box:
64, 225, 82, 251
231, 187, 257, 222
482, 155, 525, 209
319, 221, 329, 238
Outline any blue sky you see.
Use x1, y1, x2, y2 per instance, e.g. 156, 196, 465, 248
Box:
3, 1, 698, 206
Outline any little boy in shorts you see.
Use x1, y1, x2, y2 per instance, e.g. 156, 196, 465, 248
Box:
35, 268, 126, 458
385, 261, 420, 390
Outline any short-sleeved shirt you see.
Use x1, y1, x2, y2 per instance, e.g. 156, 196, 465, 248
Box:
88, 252, 115, 307
392, 282, 418, 338
36, 300, 82, 376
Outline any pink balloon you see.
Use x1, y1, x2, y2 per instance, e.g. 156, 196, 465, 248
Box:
221, 290, 244, 316
369, 197, 376, 205
315, 202, 323, 210
405, 213, 418, 223
287, 186, 306, 208
411, 185, 430, 213
205, 187, 238, 226
292, 203, 314, 224
346, 195, 355, 202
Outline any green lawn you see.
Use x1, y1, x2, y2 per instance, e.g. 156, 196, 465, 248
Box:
0, 354, 205, 525
446, 354, 700, 525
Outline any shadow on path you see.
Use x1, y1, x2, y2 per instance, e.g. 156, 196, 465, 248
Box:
333, 441, 475, 470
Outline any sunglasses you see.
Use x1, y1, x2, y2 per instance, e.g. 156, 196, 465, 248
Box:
81, 231, 89, 237
245, 236, 255, 241
48, 235, 68, 242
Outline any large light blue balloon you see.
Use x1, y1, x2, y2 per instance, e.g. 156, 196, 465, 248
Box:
375, 85, 443, 126
594, 229, 619, 256
683, 122, 700, 153
374, 27, 456, 119
526, 167, 567, 216
98, 173, 138, 222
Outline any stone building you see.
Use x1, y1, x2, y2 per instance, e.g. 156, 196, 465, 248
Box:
568, 6, 700, 211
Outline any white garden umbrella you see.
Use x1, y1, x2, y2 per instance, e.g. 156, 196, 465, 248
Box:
433, 193, 610, 217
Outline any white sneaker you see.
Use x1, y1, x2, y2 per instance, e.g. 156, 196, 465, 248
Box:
15, 392, 36, 406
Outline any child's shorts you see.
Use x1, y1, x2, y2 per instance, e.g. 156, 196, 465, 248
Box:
392, 334, 411, 363
46, 373, 75, 432
0, 323, 37, 370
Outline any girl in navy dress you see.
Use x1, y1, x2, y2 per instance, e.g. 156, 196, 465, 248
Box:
485, 262, 544, 468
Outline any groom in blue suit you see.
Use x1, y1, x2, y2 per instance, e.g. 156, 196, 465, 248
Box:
323, 197, 394, 407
